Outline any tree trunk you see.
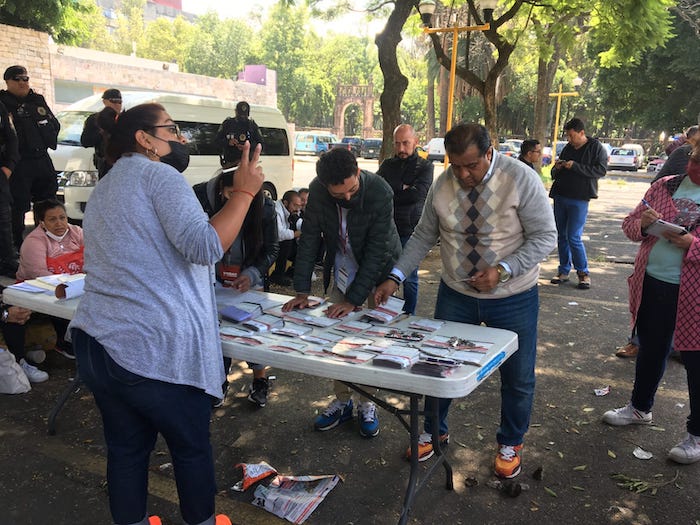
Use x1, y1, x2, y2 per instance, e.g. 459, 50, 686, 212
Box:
426, 75, 435, 140
375, 0, 413, 162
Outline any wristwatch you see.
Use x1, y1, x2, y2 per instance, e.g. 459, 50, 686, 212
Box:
496, 264, 511, 283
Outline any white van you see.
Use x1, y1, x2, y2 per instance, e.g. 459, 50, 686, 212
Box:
53, 91, 293, 221
620, 143, 645, 168
425, 137, 445, 162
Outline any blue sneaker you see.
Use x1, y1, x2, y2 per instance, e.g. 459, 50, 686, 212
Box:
358, 401, 380, 438
314, 398, 354, 431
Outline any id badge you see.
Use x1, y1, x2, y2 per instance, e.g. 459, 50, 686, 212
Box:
220, 264, 241, 288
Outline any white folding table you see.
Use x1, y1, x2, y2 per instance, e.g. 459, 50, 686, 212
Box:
3, 286, 518, 524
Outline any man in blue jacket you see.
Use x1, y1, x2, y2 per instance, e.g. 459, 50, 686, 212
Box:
549, 118, 607, 289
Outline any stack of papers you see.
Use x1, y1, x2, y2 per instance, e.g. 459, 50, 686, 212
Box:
362, 296, 406, 324
372, 346, 420, 369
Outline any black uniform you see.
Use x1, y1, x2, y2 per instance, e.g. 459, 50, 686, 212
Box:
0, 89, 60, 249
215, 116, 264, 167
80, 111, 112, 179
0, 100, 19, 274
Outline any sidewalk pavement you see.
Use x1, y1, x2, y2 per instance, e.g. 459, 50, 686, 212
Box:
1, 174, 698, 525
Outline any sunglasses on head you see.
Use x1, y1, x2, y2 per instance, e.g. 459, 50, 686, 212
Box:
108, 98, 122, 104
11, 76, 29, 82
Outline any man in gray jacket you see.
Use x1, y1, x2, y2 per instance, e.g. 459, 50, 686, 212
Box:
376, 123, 556, 478
283, 148, 401, 439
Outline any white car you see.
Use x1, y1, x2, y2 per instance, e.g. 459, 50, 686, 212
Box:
425, 137, 445, 162
608, 147, 642, 171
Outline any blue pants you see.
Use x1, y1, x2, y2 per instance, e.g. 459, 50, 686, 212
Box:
73, 329, 217, 525
425, 281, 539, 446
400, 235, 419, 315
553, 195, 590, 275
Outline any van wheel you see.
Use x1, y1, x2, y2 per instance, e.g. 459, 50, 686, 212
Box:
263, 182, 277, 201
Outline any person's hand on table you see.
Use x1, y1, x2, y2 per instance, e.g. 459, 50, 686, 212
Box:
324, 301, 359, 319
282, 294, 309, 312
664, 230, 693, 251
467, 268, 498, 293
233, 141, 264, 196
230, 275, 251, 292
7, 306, 31, 324
375, 279, 399, 306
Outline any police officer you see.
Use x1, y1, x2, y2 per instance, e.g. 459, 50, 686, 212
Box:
0, 65, 60, 250
0, 99, 19, 276
80, 88, 123, 179
215, 101, 264, 167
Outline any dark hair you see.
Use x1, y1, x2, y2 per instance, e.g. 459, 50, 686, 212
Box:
520, 139, 540, 157
444, 123, 491, 156
218, 169, 265, 267
316, 148, 358, 186
563, 118, 585, 133
298, 187, 309, 195
282, 189, 300, 203
34, 199, 66, 222
101, 103, 165, 164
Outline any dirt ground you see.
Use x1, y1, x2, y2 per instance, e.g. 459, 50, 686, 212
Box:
1, 174, 698, 525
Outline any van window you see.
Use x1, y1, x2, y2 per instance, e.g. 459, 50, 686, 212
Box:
57, 111, 92, 145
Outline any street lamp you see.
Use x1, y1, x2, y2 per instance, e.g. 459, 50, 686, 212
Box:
418, 0, 495, 166
549, 76, 582, 160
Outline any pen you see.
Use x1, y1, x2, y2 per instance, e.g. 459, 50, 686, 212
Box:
641, 198, 653, 210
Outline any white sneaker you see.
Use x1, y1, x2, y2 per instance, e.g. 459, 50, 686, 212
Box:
25, 348, 46, 364
668, 433, 700, 464
20, 358, 49, 383
602, 403, 652, 426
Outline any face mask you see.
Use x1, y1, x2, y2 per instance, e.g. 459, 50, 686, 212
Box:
159, 141, 190, 173
687, 159, 700, 185
45, 229, 68, 242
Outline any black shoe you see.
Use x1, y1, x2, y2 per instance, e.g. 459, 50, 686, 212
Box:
269, 274, 292, 286
55, 342, 75, 360
248, 377, 269, 407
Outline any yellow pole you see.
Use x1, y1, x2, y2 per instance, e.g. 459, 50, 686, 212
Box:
552, 82, 563, 160
444, 27, 459, 169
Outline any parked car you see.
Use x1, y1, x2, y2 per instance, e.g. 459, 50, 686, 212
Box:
498, 142, 519, 157
295, 132, 338, 156
542, 146, 552, 166
360, 138, 382, 159
505, 139, 523, 152
341, 136, 362, 156
621, 143, 646, 167
608, 147, 642, 171
646, 155, 667, 173
416, 146, 429, 160
425, 137, 445, 162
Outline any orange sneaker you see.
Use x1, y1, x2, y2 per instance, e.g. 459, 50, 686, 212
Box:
494, 443, 523, 479
404, 432, 449, 462
148, 518, 162, 525
215, 515, 232, 525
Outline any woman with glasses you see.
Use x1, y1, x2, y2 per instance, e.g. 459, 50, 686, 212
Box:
193, 164, 279, 408
68, 103, 263, 525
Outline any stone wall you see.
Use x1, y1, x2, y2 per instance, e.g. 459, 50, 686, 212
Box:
0, 23, 277, 112
0, 25, 54, 107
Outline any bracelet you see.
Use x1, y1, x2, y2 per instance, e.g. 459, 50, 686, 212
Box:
387, 274, 402, 286
231, 189, 256, 200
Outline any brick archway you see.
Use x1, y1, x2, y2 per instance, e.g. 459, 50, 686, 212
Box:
332, 82, 375, 139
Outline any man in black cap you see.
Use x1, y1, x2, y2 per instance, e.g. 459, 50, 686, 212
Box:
215, 100, 264, 167
0, 65, 60, 250
0, 98, 20, 276
80, 88, 123, 179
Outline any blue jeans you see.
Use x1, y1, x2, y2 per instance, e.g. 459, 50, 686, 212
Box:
553, 195, 590, 275
73, 329, 217, 525
400, 235, 419, 314
425, 281, 539, 446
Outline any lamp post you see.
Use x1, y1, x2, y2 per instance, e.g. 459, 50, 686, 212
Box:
418, 0, 495, 166
549, 76, 582, 158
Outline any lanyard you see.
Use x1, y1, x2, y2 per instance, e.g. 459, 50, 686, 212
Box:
337, 205, 348, 255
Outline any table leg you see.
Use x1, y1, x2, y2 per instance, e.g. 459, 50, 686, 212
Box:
47, 372, 83, 436
399, 394, 421, 525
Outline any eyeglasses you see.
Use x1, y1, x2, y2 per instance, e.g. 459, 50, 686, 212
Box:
11, 76, 29, 82
533, 149, 542, 154
107, 98, 122, 104
149, 124, 181, 137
